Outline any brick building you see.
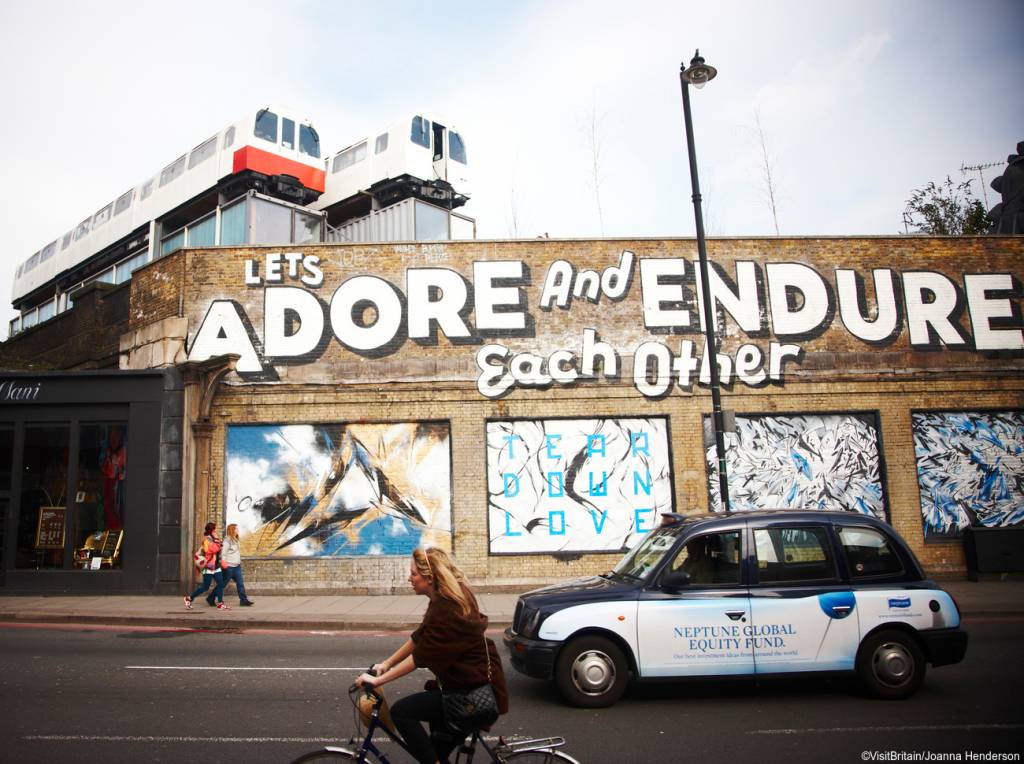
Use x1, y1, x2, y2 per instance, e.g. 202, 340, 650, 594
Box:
2, 235, 1022, 592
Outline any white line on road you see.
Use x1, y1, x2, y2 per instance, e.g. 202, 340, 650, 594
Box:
748, 723, 1024, 735
25, 735, 339, 743
125, 665, 366, 671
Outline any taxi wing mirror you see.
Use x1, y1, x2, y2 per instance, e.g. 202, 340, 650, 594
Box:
661, 570, 692, 591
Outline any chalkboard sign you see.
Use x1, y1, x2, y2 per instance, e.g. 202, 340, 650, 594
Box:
35, 506, 66, 549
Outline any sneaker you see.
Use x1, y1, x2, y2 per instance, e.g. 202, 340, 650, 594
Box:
205, 596, 216, 607
217, 602, 231, 611
184, 595, 193, 610
240, 600, 254, 607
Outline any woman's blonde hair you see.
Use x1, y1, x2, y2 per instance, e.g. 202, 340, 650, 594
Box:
226, 523, 239, 540
413, 547, 471, 616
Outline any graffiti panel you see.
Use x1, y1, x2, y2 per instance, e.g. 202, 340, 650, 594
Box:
912, 411, 1024, 540
705, 413, 886, 518
225, 422, 452, 557
487, 417, 673, 554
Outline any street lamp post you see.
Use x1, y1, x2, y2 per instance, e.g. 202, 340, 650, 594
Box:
679, 49, 731, 512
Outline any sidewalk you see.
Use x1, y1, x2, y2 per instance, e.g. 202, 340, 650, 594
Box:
0, 580, 1019, 631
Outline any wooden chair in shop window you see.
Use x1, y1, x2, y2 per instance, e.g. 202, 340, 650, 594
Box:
75, 529, 124, 569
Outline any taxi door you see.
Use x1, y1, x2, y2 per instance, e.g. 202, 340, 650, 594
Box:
636, 528, 755, 677
747, 522, 860, 673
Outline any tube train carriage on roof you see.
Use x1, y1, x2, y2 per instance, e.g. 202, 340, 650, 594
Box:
9, 110, 470, 338
310, 112, 470, 227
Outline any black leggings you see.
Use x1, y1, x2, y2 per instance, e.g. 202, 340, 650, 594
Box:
390, 689, 465, 764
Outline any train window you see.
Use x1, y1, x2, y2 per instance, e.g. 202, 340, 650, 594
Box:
61, 232, 72, 250
93, 204, 112, 228
282, 118, 295, 150
25, 252, 40, 272
224, 126, 235, 149
115, 190, 133, 216
255, 110, 278, 143
411, 116, 430, 148
375, 133, 389, 154
188, 136, 218, 169
299, 124, 320, 158
332, 142, 368, 173
449, 131, 467, 164
432, 122, 445, 161
40, 241, 57, 262
16, 264, 22, 277
141, 179, 154, 201
74, 217, 91, 241
159, 156, 186, 187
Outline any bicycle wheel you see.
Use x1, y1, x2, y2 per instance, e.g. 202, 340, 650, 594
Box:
503, 750, 581, 764
289, 747, 358, 763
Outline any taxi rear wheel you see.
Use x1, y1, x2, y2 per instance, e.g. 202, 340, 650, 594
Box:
554, 635, 629, 708
856, 629, 926, 699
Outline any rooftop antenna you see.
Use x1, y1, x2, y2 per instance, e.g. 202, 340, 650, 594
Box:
960, 161, 1003, 208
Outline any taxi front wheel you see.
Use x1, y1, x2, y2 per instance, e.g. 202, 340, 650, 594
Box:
555, 635, 629, 707
856, 629, 926, 699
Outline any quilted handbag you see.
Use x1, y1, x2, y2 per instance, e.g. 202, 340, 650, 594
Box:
440, 637, 500, 733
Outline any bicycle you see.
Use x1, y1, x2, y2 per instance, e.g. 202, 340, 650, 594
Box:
290, 679, 580, 764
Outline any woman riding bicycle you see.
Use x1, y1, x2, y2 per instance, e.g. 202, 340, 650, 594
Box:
356, 547, 509, 764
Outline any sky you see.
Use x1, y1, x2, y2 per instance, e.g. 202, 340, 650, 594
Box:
0, 0, 1021, 337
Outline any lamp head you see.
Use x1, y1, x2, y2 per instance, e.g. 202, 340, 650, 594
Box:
681, 49, 717, 89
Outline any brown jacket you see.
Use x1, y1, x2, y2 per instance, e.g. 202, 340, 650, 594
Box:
410, 586, 509, 714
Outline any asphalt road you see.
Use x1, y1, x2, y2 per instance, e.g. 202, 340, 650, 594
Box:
0, 619, 1020, 764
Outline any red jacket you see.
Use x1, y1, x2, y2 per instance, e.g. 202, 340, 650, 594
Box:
200, 534, 222, 572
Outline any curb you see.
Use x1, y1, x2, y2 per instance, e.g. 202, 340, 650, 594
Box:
0, 613, 514, 632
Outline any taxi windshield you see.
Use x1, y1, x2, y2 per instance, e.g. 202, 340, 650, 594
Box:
613, 528, 679, 580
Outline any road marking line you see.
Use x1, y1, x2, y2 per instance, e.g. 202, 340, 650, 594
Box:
25, 735, 338, 743
748, 723, 1024, 735
126, 665, 365, 671
25, 733, 517, 744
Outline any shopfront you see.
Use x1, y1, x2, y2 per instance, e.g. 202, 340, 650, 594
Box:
0, 370, 180, 592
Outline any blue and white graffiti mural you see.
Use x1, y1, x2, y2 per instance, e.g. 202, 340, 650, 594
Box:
705, 413, 886, 518
487, 417, 673, 553
912, 411, 1024, 540
225, 422, 452, 557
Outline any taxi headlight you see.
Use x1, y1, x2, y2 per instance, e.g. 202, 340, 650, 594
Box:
524, 608, 545, 638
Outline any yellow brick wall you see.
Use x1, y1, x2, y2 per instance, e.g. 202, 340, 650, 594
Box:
134, 236, 1023, 590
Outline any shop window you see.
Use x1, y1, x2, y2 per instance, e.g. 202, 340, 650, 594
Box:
115, 251, 150, 284
295, 211, 321, 244
220, 200, 247, 245
251, 197, 292, 244
73, 423, 127, 570
187, 214, 216, 247
0, 427, 12, 491
161, 229, 185, 256
16, 425, 70, 570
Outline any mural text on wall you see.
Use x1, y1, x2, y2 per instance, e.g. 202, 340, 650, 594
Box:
912, 411, 1024, 540
225, 422, 452, 557
186, 248, 1024, 399
704, 412, 887, 518
487, 417, 673, 554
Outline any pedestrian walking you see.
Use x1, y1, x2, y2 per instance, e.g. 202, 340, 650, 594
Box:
184, 522, 229, 611
220, 523, 254, 606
